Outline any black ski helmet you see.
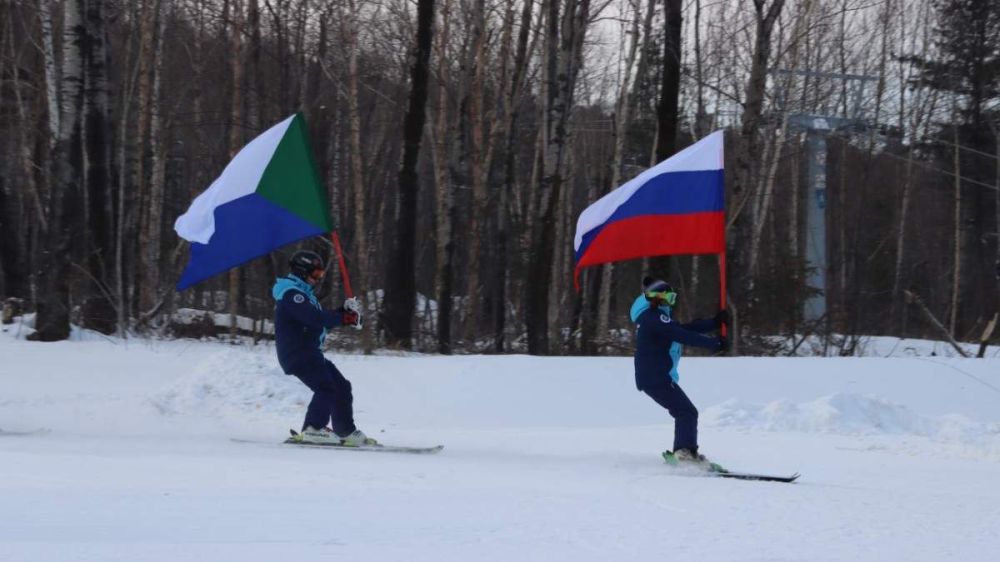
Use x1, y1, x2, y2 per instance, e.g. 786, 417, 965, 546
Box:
643, 277, 677, 305
289, 250, 324, 280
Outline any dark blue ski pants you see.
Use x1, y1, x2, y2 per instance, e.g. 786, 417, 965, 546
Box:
290, 359, 357, 437
641, 381, 699, 452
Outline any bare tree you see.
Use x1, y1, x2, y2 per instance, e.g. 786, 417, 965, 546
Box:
734, 0, 786, 201
80, 0, 116, 333
493, 0, 537, 351
525, 0, 592, 354
655, 0, 682, 162
39, 0, 60, 145
596, 0, 651, 343
139, 0, 170, 325
135, 0, 162, 317
950, 94, 962, 335
384, 0, 436, 348
748, 0, 812, 278
4, 3, 46, 303
227, 0, 246, 339
341, 0, 374, 350
32, 0, 88, 341
891, 0, 936, 330
462, 0, 490, 345
430, 0, 456, 353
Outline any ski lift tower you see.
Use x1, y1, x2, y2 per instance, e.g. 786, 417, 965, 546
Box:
772, 69, 879, 323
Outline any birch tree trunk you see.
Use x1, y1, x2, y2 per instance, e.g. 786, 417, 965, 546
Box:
748, 1, 809, 280
140, 0, 169, 322
526, 0, 591, 354
39, 0, 60, 146
734, 0, 786, 202
596, 0, 650, 342
892, 0, 933, 331
748, 124, 786, 277
493, 0, 536, 352
842, 0, 891, 343
688, 0, 706, 301
342, 0, 374, 351
730, 0, 785, 340
134, 0, 160, 316
32, 0, 87, 341
115, 0, 142, 336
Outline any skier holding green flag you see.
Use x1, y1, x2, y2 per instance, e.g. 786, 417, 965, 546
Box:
272, 249, 375, 446
173, 114, 373, 445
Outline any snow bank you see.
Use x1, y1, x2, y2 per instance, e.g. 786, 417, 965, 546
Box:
704, 393, 933, 434
703, 393, 1000, 455
779, 334, 999, 358
138, 344, 1000, 462
150, 348, 305, 420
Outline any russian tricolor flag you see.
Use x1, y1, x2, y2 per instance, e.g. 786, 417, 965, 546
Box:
573, 130, 725, 286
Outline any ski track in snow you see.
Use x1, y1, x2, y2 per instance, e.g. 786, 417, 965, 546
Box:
2, 324, 1000, 561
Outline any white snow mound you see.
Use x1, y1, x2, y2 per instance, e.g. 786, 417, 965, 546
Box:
151, 348, 308, 420
703, 392, 1000, 444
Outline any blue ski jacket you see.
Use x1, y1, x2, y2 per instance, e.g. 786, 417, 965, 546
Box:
630, 294, 720, 389
272, 275, 346, 374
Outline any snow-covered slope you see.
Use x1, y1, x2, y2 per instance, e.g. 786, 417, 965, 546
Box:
2, 323, 999, 562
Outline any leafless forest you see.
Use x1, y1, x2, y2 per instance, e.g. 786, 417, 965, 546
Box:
0, 0, 998, 355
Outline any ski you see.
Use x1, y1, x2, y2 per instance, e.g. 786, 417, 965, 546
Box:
713, 471, 800, 483
0, 428, 50, 437
228, 430, 444, 454
231, 434, 443, 454
284, 439, 444, 455
662, 451, 799, 483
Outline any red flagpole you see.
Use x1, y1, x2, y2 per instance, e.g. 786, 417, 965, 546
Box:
331, 231, 354, 299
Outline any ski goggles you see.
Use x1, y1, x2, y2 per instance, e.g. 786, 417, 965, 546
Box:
645, 289, 677, 306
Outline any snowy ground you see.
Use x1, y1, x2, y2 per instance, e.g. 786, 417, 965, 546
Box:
2, 322, 1000, 561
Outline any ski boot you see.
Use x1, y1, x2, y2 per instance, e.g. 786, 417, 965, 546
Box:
295, 426, 339, 444
338, 429, 379, 447
663, 448, 727, 473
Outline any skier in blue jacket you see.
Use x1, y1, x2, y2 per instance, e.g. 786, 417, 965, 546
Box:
272, 249, 377, 446
631, 277, 728, 465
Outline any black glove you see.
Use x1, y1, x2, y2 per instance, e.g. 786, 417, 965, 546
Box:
715, 336, 730, 354
713, 309, 730, 329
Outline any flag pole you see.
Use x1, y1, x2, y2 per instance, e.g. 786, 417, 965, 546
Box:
718, 251, 727, 337
331, 231, 354, 299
